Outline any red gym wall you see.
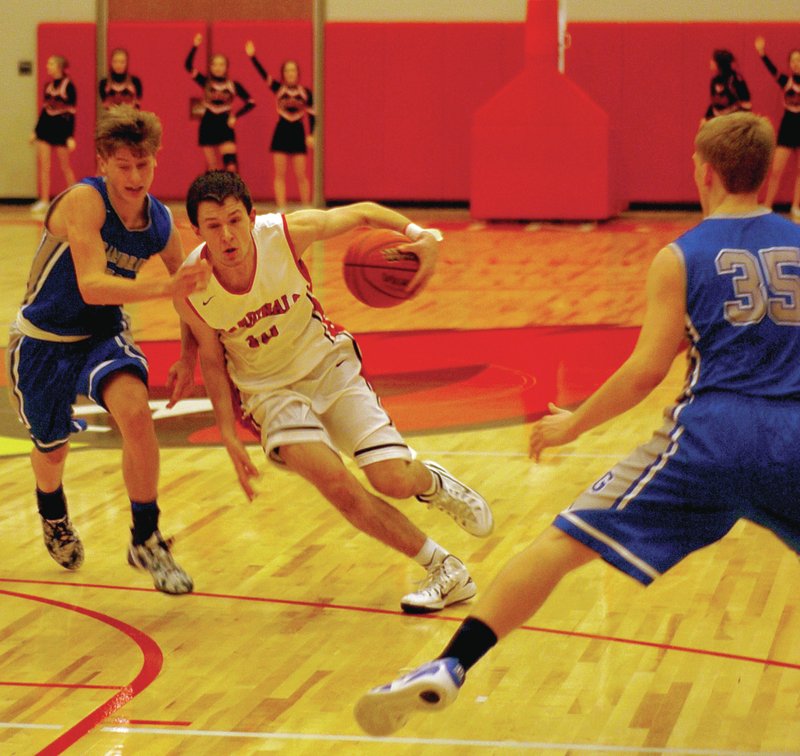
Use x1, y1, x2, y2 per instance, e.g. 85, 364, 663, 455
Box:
38, 20, 800, 207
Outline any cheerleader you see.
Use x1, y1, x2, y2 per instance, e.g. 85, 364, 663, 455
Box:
186, 34, 255, 174
702, 49, 751, 124
98, 48, 142, 110
29, 55, 76, 216
245, 40, 315, 210
755, 36, 800, 218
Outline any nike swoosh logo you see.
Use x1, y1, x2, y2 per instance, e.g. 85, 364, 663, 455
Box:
202, 296, 215, 306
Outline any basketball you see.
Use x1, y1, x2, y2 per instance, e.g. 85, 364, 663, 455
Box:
343, 228, 420, 308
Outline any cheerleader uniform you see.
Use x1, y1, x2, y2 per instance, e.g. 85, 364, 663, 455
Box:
98, 71, 143, 109
759, 53, 800, 149
34, 77, 76, 147
704, 70, 751, 119
249, 55, 315, 155
185, 45, 255, 146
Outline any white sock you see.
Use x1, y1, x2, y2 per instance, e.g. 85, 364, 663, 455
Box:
420, 469, 439, 497
413, 538, 448, 569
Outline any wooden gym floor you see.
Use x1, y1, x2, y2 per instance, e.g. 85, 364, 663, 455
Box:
0, 203, 798, 755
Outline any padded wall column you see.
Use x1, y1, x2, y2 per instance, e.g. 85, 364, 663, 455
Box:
470, 0, 621, 220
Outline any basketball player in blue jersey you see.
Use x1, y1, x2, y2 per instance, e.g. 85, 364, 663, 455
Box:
7, 106, 210, 594
356, 111, 800, 735
173, 170, 493, 613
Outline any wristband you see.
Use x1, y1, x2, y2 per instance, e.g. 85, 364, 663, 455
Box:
403, 223, 443, 242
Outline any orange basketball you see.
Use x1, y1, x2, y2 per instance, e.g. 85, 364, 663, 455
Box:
343, 228, 420, 308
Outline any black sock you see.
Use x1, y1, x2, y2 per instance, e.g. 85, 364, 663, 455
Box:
131, 500, 160, 545
37, 486, 67, 520
438, 616, 498, 672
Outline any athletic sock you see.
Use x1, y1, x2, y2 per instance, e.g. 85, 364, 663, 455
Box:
37, 486, 67, 521
420, 470, 439, 497
438, 616, 498, 672
413, 538, 448, 569
131, 500, 160, 545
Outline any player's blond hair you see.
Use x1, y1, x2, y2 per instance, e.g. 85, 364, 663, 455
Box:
95, 105, 162, 158
695, 112, 774, 194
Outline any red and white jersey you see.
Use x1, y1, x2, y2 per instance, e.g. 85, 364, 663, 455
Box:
185, 214, 345, 394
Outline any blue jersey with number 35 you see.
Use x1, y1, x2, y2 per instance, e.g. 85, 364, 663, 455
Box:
672, 209, 800, 399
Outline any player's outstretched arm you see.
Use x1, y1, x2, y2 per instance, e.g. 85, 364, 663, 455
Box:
529, 246, 687, 461
173, 297, 261, 500
286, 202, 442, 294
63, 187, 209, 304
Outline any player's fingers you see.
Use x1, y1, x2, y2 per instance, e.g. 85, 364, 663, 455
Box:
405, 265, 433, 297
167, 378, 187, 408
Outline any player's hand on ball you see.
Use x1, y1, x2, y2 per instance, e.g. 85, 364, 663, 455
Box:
529, 403, 577, 462
404, 232, 439, 297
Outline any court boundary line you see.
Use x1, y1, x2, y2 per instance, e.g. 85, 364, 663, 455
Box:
2, 577, 798, 673
0, 721, 789, 754
0, 588, 163, 755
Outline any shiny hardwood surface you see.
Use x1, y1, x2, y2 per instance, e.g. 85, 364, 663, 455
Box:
1, 203, 798, 754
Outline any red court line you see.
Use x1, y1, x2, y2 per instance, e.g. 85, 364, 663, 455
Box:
2, 577, 798, 674
0, 588, 163, 756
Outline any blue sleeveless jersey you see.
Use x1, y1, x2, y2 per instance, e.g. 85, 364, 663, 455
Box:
17, 176, 173, 339
673, 209, 800, 399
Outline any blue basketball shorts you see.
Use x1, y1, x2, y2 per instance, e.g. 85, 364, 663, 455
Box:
554, 393, 800, 584
6, 330, 149, 451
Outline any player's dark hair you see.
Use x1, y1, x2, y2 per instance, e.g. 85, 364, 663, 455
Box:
712, 49, 735, 74
95, 105, 162, 158
695, 111, 774, 194
186, 170, 253, 227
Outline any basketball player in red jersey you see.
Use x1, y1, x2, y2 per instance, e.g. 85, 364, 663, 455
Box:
174, 170, 494, 614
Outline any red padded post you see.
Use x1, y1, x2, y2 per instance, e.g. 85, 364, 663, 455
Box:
470, 0, 621, 219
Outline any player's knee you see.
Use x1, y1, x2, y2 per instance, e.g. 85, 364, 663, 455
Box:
364, 462, 416, 500
34, 444, 68, 466
111, 399, 154, 436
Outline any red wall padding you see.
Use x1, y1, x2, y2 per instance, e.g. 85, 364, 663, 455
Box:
211, 21, 313, 202
108, 21, 207, 200
37, 23, 97, 197
324, 23, 525, 201
41, 20, 800, 206
471, 67, 621, 219
566, 22, 800, 204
